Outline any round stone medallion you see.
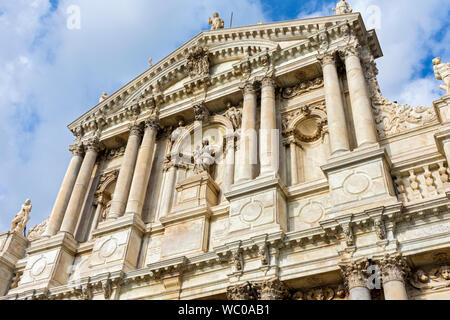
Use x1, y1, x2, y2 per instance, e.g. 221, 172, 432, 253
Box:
297, 118, 322, 142
343, 172, 371, 195
240, 201, 263, 223
299, 202, 324, 225
99, 238, 118, 258
30, 257, 47, 277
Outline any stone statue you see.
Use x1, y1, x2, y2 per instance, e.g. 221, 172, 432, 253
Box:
332, 0, 353, 15
10, 199, 32, 234
433, 57, 450, 94
169, 117, 186, 151
192, 139, 216, 174
208, 12, 224, 30
99, 92, 108, 103
224, 101, 243, 129
149, 58, 153, 67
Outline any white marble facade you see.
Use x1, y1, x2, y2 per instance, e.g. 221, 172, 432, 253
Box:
1, 2, 450, 300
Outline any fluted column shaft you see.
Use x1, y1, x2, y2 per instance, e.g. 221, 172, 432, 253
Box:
236, 81, 257, 183
60, 139, 100, 236
43, 144, 84, 237
108, 123, 143, 219
320, 53, 350, 155
125, 118, 159, 217
259, 76, 279, 175
342, 45, 378, 148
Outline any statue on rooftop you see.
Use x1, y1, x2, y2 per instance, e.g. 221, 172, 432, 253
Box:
99, 92, 108, 103
333, 0, 353, 15
10, 199, 32, 235
208, 12, 224, 30
433, 57, 450, 95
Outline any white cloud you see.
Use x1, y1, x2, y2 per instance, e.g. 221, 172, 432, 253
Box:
0, 0, 268, 231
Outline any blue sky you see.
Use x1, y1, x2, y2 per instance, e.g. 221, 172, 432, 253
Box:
0, 0, 449, 232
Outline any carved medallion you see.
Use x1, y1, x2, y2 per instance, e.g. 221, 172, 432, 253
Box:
343, 172, 371, 195
31, 257, 47, 277
99, 238, 118, 258
299, 201, 324, 225
240, 201, 263, 223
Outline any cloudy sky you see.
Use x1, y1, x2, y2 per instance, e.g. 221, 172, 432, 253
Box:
0, 0, 449, 232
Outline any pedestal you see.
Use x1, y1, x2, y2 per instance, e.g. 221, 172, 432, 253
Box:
0, 232, 28, 295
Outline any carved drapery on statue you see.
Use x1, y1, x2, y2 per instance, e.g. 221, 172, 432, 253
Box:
10, 199, 32, 234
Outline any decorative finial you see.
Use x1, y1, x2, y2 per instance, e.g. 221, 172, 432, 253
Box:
99, 92, 108, 103
10, 199, 32, 235
208, 12, 224, 30
433, 57, 450, 95
332, 0, 353, 15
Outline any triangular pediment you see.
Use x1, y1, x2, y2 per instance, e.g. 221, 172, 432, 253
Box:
68, 12, 381, 138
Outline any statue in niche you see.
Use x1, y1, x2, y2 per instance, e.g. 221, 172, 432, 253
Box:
10, 199, 32, 235
332, 0, 352, 15
208, 12, 224, 30
224, 101, 243, 130
99, 92, 108, 103
169, 117, 186, 152
433, 57, 450, 94
192, 139, 216, 174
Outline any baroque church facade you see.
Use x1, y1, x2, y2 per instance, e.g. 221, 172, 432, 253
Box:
2, 1, 450, 300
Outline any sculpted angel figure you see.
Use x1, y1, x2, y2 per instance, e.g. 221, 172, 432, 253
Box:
192, 139, 216, 174
433, 57, 450, 94
11, 199, 32, 234
332, 0, 352, 15
208, 12, 224, 30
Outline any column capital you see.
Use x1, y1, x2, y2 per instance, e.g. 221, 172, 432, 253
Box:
69, 143, 84, 157
339, 259, 371, 290
258, 278, 290, 300
261, 75, 276, 88
240, 80, 257, 95
128, 121, 144, 137
378, 253, 411, 284
317, 52, 336, 67
84, 137, 102, 153
226, 283, 254, 300
144, 114, 160, 130
339, 42, 362, 60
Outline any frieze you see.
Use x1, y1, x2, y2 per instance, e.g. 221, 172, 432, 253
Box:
280, 77, 324, 100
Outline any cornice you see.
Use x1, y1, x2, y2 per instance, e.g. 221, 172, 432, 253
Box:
67, 13, 381, 143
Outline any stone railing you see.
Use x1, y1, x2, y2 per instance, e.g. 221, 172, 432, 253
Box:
393, 161, 450, 203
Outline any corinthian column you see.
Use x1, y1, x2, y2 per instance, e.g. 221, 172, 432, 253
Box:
341, 44, 378, 148
379, 253, 410, 300
318, 53, 350, 155
60, 138, 101, 237
107, 122, 143, 219
124, 115, 159, 218
43, 143, 84, 237
235, 81, 258, 183
340, 259, 372, 300
259, 75, 279, 176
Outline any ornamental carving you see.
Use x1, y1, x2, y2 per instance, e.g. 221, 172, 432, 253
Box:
295, 286, 347, 300
378, 253, 411, 284
69, 143, 84, 157
281, 77, 324, 100
339, 259, 371, 291
227, 283, 255, 300
255, 278, 290, 300
106, 146, 126, 160
27, 218, 48, 242
223, 101, 242, 130
193, 102, 210, 123
409, 264, 450, 291
185, 42, 210, 79
362, 52, 438, 138
281, 102, 326, 138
